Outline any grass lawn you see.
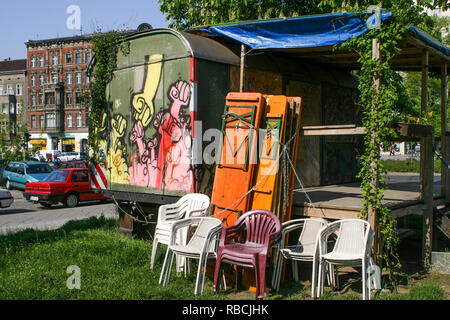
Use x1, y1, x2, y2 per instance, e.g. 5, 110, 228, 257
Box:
381, 159, 442, 173
0, 217, 447, 300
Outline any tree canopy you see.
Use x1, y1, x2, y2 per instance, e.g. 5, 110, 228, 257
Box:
158, 0, 449, 31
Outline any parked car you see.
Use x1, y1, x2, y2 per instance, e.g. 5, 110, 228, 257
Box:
0, 189, 14, 208
58, 152, 88, 162
33, 153, 47, 162
3, 162, 53, 190
59, 160, 89, 169
24, 168, 108, 208
37, 150, 62, 163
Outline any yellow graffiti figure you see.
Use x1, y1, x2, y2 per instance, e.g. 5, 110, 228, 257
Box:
132, 54, 163, 127
109, 114, 129, 184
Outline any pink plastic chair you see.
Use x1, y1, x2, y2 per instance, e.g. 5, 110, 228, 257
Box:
213, 209, 281, 299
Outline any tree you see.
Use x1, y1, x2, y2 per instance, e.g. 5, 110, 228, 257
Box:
158, 0, 449, 30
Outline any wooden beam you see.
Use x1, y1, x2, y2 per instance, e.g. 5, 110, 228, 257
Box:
389, 122, 434, 138
292, 205, 360, 220
409, 36, 450, 63
422, 128, 435, 266
300, 125, 366, 136
240, 44, 245, 93
421, 50, 429, 116
421, 49, 429, 200
441, 63, 449, 201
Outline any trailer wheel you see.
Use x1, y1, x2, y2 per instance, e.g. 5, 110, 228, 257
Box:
64, 193, 79, 208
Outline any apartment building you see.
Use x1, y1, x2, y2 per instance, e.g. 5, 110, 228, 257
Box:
0, 58, 27, 141
26, 35, 94, 153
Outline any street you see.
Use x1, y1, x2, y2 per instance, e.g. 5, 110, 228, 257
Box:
0, 188, 117, 235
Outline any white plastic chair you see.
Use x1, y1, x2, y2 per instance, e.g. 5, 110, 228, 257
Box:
159, 216, 223, 295
312, 219, 375, 300
272, 218, 328, 292
150, 193, 210, 273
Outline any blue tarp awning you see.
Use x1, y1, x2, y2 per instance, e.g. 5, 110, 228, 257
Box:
201, 11, 449, 59
202, 12, 393, 50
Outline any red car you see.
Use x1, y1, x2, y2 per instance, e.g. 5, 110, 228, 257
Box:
24, 168, 108, 208
58, 160, 89, 169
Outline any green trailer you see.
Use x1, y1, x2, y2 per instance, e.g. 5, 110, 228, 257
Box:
90, 29, 240, 205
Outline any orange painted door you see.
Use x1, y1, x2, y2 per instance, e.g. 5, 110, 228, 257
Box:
283, 97, 302, 223
250, 95, 288, 213
210, 92, 265, 227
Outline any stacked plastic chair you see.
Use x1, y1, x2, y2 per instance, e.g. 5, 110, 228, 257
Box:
272, 218, 328, 292
213, 209, 281, 300
312, 219, 380, 300
150, 193, 210, 273
159, 216, 223, 295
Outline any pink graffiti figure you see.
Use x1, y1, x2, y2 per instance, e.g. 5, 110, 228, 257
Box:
155, 80, 193, 191
129, 120, 159, 188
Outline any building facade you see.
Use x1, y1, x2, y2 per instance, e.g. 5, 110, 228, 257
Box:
25, 35, 93, 154
0, 58, 27, 141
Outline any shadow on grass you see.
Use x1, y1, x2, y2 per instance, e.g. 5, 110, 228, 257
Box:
0, 216, 118, 253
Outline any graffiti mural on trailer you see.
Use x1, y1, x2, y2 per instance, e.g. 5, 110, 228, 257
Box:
103, 54, 195, 193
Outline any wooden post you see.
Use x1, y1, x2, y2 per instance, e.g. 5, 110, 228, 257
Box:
240, 44, 245, 93
422, 126, 434, 266
441, 63, 449, 201
369, 38, 381, 264
420, 49, 429, 192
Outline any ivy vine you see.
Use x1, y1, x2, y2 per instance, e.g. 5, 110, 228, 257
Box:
84, 32, 129, 161
338, 3, 431, 290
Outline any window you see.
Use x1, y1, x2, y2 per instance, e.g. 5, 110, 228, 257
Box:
76, 112, 82, 127
44, 170, 69, 182
75, 52, 82, 64
16, 84, 22, 96
7, 84, 13, 95
52, 73, 58, 84
45, 92, 55, 105
66, 72, 72, 84
31, 95, 36, 106
75, 72, 82, 84
0, 85, 4, 95
66, 114, 73, 128
71, 170, 89, 182
66, 92, 73, 105
30, 75, 36, 87
46, 113, 56, 128
85, 51, 91, 63
39, 115, 44, 128
75, 91, 82, 104
30, 56, 36, 68
66, 52, 72, 64
10, 103, 15, 114
17, 102, 22, 115
52, 54, 58, 66
38, 94, 44, 105
39, 74, 45, 86
38, 55, 44, 67
86, 72, 90, 84
31, 115, 37, 128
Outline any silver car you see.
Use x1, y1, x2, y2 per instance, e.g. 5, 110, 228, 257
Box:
0, 189, 14, 208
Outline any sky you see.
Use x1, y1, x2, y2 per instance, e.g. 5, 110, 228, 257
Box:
0, 0, 169, 61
